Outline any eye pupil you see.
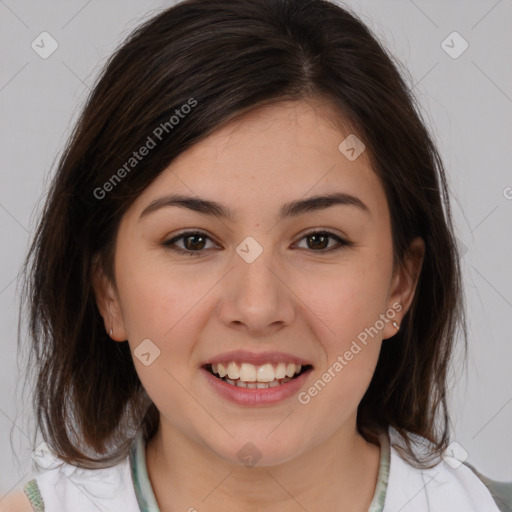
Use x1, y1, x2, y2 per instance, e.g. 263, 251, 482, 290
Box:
185, 234, 206, 250
308, 233, 329, 250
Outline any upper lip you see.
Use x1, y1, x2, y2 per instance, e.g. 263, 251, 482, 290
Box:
202, 350, 313, 367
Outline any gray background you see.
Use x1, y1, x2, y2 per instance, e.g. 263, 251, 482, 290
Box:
1, 0, 511, 497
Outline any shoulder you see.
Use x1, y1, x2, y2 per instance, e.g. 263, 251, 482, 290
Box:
0, 490, 34, 512
384, 427, 502, 512
12, 449, 139, 512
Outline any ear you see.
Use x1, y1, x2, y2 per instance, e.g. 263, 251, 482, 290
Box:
91, 254, 128, 342
382, 237, 425, 340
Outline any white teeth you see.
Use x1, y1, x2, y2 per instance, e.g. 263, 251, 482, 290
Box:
213, 361, 303, 382
209, 360, 306, 388
227, 362, 240, 380
275, 362, 287, 379
217, 362, 228, 378
286, 363, 299, 378
239, 363, 257, 382
257, 363, 275, 382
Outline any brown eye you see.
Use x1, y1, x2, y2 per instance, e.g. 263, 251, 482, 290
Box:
163, 229, 351, 257
295, 230, 350, 252
163, 231, 216, 256
182, 233, 207, 251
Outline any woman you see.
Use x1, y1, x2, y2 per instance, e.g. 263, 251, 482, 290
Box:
2, 0, 501, 510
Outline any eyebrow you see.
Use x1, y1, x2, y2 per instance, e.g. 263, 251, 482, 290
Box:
139, 192, 370, 221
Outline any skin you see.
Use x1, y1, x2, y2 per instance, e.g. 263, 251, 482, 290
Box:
92, 98, 424, 512
0, 491, 33, 512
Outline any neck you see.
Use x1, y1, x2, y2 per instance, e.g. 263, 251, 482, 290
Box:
145, 418, 382, 512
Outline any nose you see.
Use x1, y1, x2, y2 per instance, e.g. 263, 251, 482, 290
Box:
217, 245, 295, 337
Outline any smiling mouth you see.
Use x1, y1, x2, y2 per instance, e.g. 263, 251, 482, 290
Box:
204, 362, 313, 389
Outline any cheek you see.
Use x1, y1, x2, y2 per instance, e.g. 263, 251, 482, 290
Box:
300, 256, 392, 343
115, 247, 203, 340
115, 255, 203, 413
298, 269, 386, 422
295, 247, 392, 408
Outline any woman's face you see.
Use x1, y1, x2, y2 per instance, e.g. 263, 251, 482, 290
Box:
95, 99, 423, 466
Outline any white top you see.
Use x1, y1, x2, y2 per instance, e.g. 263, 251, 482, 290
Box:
21, 425, 501, 512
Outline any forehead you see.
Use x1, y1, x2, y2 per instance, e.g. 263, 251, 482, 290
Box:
129, 99, 389, 224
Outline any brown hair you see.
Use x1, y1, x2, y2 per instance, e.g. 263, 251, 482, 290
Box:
20, 0, 466, 469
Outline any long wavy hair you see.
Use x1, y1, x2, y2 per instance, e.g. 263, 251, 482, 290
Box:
19, 0, 466, 469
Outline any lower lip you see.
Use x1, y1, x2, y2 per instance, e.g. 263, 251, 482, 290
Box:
201, 367, 312, 406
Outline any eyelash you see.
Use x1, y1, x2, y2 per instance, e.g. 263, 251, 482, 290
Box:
162, 229, 351, 256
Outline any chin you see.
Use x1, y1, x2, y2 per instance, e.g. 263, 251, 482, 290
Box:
206, 433, 307, 469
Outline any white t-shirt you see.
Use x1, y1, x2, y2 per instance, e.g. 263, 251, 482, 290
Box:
21, 425, 501, 512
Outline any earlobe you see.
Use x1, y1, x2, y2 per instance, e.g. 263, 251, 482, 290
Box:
383, 237, 425, 340
90, 255, 128, 342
